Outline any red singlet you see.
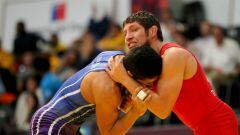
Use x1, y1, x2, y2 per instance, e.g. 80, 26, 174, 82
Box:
153, 43, 238, 135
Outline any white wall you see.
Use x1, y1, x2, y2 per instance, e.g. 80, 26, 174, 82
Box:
201, 0, 228, 26
1, 0, 240, 52
182, 0, 240, 27
0, 0, 6, 38
1, 0, 130, 52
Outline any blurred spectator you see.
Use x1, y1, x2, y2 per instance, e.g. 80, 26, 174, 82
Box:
230, 63, 240, 108
41, 33, 66, 73
202, 26, 240, 96
172, 31, 200, 59
48, 33, 66, 54
0, 68, 17, 96
33, 56, 61, 102
182, 1, 205, 40
49, 52, 61, 73
160, 9, 177, 42
26, 73, 44, 106
64, 47, 79, 70
97, 22, 125, 51
182, 1, 205, 27
13, 21, 44, 59
15, 74, 42, 132
55, 51, 76, 82
0, 68, 17, 108
77, 32, 101, 70
16, 51, 35, 92
26, 92, 39, 123
0, 76, 5, 94
193, 21, 214, 63
88, 16, 110, 40
0, 39, 15, 73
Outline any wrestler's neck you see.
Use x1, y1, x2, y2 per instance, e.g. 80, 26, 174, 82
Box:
149, 40, 163, 53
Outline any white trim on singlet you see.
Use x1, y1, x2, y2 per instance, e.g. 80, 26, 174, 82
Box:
36, 90, 80, 135
32, 74, 85, 135
33, 67, 105, 135
55, 104, 95, 135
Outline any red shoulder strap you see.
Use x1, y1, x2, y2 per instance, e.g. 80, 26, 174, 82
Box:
160, 43, 183, 55
152, 43, 183, 92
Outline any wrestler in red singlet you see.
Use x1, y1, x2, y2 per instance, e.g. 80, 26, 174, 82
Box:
153, 43, 238, 135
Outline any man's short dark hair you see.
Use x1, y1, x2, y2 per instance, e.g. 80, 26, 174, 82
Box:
123, 11, 163, 41
123, 44, 162, 80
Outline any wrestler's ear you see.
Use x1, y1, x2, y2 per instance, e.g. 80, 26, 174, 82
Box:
149, 26, 158, 38
127, 71, 133, 77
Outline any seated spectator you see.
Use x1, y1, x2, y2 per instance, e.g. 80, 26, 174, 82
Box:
33, 56, 62, 102
0, 39, 15, 73
97, 22, 125, 51
77, 32, 101, 70
15, 90, 39, 132
15, 73, 42, 129
160, 9, 177, 42
55, 51, 76, 82
202, 26, 240, 98
16, 51, 35, 92
230, 64, 240, 108
48, 33, 66, 54
0, 68, 17, 99
87, 4, 110, 40
192, 21, 214, 63
172, 31, 200, 59
13, 21, 44, 61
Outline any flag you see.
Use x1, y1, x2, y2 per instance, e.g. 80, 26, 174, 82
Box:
51, 1, 66, 21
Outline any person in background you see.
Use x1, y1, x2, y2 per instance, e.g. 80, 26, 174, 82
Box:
202, 26, 240, 97
33, 56, 62, 102
98, 22, 126, 51
77, 32, 102, 70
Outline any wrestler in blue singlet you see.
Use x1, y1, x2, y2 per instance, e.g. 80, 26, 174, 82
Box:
30, 51, 124, 135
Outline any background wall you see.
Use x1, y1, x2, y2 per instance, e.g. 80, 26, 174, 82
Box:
171, 0, 240, 27
0, 0, 240, 52
0, 0, 6, 38
0, 0, 130, 52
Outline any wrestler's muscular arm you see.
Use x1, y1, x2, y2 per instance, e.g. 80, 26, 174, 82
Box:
107, 48, 188, 119
82, 71, 147, 135
143, 48, 186, 118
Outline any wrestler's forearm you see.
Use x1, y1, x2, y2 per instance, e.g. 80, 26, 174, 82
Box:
104, 110, 139, 135
145, 91, 172, 119
121, 76, 171, 119
121, 76, 142, 96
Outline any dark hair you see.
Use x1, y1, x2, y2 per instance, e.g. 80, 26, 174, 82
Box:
123, 44, 162, 80
212, 25, 227, 36
22, 73, 41, 90
16, 21, 26, 34
123, 11, 163, 41
27, 91, 39, 122
33, 57, 50, 73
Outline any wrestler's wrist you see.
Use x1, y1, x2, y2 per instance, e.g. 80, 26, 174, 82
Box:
121, 75, 133, 86
132, 86, 144, 97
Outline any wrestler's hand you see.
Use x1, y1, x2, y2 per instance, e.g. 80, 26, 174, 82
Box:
107, 55, 130, 83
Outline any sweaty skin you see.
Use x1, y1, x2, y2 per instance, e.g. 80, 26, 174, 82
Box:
81, 71, 150, 135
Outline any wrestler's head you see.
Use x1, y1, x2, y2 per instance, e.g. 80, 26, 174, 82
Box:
123, 44, 162, 87
123, 11, 163, 50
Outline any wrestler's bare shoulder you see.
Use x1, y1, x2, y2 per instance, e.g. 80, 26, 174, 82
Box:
81, 71, 121, 104
163, 47, 197, 79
